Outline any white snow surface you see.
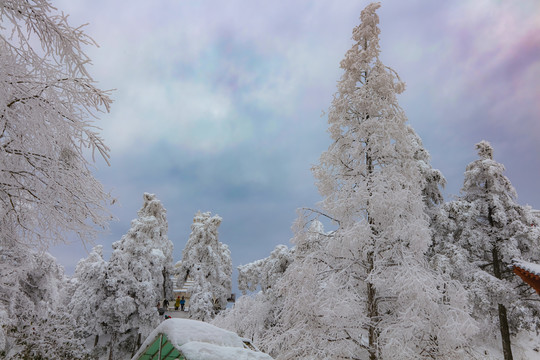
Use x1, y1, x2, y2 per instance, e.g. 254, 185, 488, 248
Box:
179, 341, 273, 360
132, 318, 273, 360
151, 248, 164, 258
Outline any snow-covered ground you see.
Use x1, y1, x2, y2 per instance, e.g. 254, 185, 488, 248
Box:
164, 309, 190, 319
475, 331, 540, 359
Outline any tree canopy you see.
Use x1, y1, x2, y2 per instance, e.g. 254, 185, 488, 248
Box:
178, 211, 232, 322
0, 0, 112, 248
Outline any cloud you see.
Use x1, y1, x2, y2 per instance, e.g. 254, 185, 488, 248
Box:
107, 79, 254, 153
48, 0, 540, 279
376, 0, 540, 204
55, 0, 369, 155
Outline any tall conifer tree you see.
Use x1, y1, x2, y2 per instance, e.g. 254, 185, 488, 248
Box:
310, 3, 476, 359
432, 141, 540, 360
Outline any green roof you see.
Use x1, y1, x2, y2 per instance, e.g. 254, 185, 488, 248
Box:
135, 333, 185, 360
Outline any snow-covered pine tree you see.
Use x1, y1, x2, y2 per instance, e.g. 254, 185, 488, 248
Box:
212, 244, 293, 351
407, 126, 446, 220
308, 3, 476, 359
177, 211, 232, 321
67, 245, 108, 354
101, 193, 174, 359
431, 141, 540, 360
0, 250, 85, 359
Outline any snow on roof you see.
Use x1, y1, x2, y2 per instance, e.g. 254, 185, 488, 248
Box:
132, 318, 273, 360
513, 259, 540, 277
179, 341, 273, 360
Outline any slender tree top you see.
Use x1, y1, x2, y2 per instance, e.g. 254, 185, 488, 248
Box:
341, 2, 381, 72
461, 141, 518, 220
476, 140, 494, 160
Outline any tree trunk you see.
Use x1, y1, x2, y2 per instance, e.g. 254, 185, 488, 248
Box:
498, 303, 513, 360
162, 268, 168, 299
132, 333, 142, 357
492, 245, 513, 360
367, 252, 379, 360
366, 151, 379, 360
108, 332, 117, 360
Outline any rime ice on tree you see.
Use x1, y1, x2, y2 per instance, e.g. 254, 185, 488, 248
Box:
67, 245, 108, 349
237, 244, 294, 295
178, 211, 232, 322
215, 5, 476, 359
0, 1, 112, 357
100, 193, 174, 359
431, 141, 540, 360
0, 0, 112, 249
212, 244, 294, 353
308, 3, 476, 359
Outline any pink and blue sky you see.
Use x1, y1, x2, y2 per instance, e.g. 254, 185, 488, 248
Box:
50, 0, 540, 276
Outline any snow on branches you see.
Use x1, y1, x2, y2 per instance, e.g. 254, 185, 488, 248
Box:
178, 211, 232, 321
0, 0, 112, 248
90, 193, 173, 358
238, 245, 294, 295
431, 141, 540, 358
310, 3, 476, 358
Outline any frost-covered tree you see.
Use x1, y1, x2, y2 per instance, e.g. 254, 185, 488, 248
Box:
0, 250, 85, 359
431, 141, 540, 360
212, 291, 274, 344
100, 193, 174, 359
213, 244, 293, 350
177, 211, 232, 321
407, 126, 446, 220
307, 3, 476, 359
67, 245, 108, 353
238, 244, 294, 295
0, 0, 112, 249
1, 3, 111, 354
265, 219, 335, 359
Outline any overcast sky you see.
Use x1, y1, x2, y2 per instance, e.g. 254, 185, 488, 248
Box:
50, 0, 540, 281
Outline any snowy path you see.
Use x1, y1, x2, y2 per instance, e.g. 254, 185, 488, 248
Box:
164, 310, 190, 319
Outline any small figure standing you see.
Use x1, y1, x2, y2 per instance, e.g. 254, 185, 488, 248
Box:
180, 296, 186, 312
175, 296, 180, 311
163, 298, 169, 310
157, 301, 165, 315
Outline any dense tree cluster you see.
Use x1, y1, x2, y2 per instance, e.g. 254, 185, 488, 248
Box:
0, 1, 112, 358
97, 193, 174, 359
1, 193, 175, 359
1, 1, 538, 359
213, 4, 540, 360
430, 141, 540, 359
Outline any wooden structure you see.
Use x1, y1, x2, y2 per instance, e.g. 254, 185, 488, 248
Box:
513, 260, 540, 295
135, 333, 183, 360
